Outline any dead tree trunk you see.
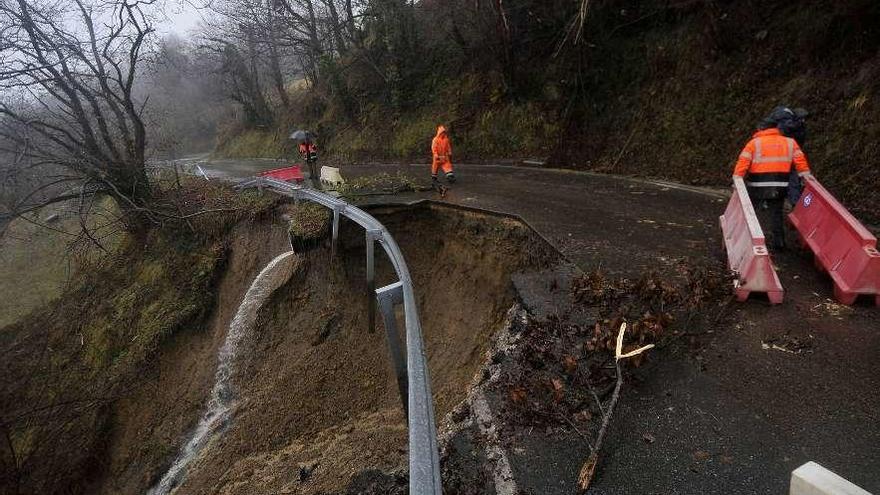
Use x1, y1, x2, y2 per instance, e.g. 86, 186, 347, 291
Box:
323, 0, 347, 54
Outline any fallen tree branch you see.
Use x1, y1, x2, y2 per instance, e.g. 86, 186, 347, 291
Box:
578, 323, 654, 492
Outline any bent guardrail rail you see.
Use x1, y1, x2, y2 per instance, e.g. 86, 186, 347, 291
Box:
789, 177, 880, 306
719, 176, 784, 304
236, 177, 442, 495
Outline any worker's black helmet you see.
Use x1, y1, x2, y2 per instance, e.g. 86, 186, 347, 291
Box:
769, 106, 795, 123
758, 106, 805, 130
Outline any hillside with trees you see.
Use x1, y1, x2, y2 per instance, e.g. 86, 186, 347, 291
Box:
159, 0, 880, 221
2, 2, 880, 494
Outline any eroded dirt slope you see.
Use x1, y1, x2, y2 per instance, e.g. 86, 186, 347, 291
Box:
167, 204, 556, 494
94, 220, 293, 494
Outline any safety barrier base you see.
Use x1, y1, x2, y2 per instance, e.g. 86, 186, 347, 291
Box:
721, 215, 784, 304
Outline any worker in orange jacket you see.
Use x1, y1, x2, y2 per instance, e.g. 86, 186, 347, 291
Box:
431, 125, 456, 184
298, 137, 319, 188
733, 107, 813, 250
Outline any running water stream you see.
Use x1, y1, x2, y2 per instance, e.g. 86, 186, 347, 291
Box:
148, 251, 299, 495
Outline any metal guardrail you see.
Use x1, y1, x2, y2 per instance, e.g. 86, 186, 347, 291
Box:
236, 177, 442, 495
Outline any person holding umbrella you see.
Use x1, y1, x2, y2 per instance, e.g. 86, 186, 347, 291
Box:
291, 130, 319, 188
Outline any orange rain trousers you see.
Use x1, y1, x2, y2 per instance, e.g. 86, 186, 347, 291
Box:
432, 158, 453, 175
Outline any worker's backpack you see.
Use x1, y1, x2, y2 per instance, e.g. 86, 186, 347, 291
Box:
775, 107, 808, 146
776, 109, 808, 204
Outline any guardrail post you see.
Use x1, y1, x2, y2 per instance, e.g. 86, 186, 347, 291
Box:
365, 229, 381, 333
235, 179, 442, 494
331, 205, 343, 259
376, 281, 408, 417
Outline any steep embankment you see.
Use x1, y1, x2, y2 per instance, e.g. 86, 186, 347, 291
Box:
0, 194, 558, 494
0, 183, 284, 494
171, 204, 557, 494
94, 221, 293, 495
558, 0, 880, 223
216, 1, 879, 221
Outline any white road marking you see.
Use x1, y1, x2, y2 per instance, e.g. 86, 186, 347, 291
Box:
472, 393, 519, 495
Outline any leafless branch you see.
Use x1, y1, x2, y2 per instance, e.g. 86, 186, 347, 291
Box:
578, 323, 655, 492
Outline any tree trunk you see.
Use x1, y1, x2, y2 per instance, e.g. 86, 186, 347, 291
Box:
344, 0, 358, 45
324, 0, 347, 54
492, 0, 517, 95
267, 38, 289, 108
244, 31, 273, 126
266, 3, 291, 108
305, 0, 322, 79
107, 161, 153, 239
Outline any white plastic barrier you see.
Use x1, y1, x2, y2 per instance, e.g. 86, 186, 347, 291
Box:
320, 166, 345, 187
790, 462, 872, 495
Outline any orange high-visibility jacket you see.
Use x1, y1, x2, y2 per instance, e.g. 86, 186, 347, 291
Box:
432, 126, 452, 162
733, 128, 810, 188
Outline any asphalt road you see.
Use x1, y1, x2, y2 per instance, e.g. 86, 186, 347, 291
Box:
202, 159, 880, 494
202, 159, 728, 278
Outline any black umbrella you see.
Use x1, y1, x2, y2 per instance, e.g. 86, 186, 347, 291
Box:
289, 130, 316, 142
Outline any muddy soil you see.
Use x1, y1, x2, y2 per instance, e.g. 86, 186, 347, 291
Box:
90, 220, 293, 494
164, 204, 555, 494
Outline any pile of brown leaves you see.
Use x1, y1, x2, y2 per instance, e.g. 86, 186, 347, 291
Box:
503, 262, 731, 429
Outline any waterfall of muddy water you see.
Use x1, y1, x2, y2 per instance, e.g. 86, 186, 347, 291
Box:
148, 251, 299, 495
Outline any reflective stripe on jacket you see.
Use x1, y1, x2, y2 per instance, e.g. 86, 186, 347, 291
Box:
733, 128, 810, 188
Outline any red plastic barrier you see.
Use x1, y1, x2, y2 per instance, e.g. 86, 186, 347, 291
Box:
258, 165, 304, 183
788, 177, 880, 306
720, 177, 785, 304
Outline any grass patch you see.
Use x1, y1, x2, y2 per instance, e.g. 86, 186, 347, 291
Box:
0, 197, 123, 328
0, 218, 72, 328
337, 171, 428, 198
288, 202, 330, 245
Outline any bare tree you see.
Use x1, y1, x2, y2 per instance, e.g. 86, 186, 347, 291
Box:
272, 0, 324, 81
145, 35, 229, 156
200, 0, 297, 116
0, 0, 158, 237
264, 2, 291, 107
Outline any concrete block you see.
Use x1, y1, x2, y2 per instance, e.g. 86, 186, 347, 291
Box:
790, 462, 872, 495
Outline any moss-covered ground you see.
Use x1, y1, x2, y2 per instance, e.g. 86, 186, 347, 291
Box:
0, 180, 278, 493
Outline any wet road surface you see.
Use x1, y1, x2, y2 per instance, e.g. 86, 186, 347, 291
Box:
200, 159, 879, 494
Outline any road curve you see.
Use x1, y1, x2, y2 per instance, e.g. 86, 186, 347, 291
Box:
202, 159, 879, 494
